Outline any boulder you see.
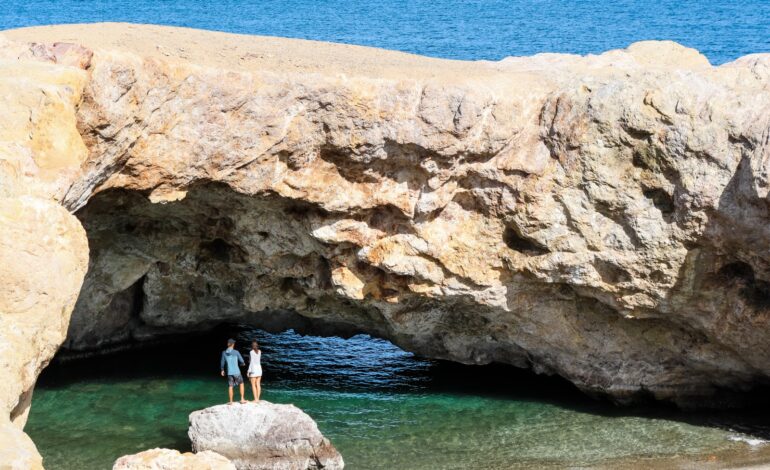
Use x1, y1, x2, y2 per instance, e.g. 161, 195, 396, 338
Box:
113, 448, 235, 470
188, 402, 344, 470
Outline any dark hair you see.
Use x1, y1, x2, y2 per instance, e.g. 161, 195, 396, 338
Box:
251, 339, 259, 351
227, 338, 236, 346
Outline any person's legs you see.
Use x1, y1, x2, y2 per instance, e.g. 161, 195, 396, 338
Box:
227, 375, 237, 404
249, 377, 257, 401
256, 377, 262, 401
239, 381, 246, 403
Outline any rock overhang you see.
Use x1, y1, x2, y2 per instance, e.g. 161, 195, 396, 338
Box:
1, 22, 770, 467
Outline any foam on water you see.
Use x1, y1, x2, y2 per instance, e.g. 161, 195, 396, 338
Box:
729, 436, 769, 447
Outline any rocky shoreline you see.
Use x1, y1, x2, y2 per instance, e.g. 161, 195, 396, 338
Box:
1, 22, 770, 467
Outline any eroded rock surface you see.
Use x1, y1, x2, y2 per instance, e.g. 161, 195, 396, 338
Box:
0, 37, 91, 469
11, 23, 766, 406
0, 27, 769, 468
189, 402, 344, 470
113, 448, 235, 470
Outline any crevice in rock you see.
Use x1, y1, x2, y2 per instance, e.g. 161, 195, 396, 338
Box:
130, 274, 147, 321
316, 257, 333, 290
9, 386, 33, 425
623, 126, 655, 143
284, 200, 330, 220
362, 204, 417, 235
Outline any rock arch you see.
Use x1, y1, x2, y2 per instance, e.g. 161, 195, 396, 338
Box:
1, 24, 770, 467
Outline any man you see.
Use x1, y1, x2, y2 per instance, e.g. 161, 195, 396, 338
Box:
220, 338, 247, 404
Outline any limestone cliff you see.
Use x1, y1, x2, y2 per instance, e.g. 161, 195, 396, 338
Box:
0, 36, 90, 468
1, 22, 770, 467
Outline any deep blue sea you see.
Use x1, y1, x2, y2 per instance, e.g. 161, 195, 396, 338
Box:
1, 0, 769, 64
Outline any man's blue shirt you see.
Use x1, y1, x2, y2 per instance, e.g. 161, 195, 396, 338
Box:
220, 348, 245, 375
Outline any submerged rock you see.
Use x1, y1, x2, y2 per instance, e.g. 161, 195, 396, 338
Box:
113, 448, 235, 470
188, 402, 344, 470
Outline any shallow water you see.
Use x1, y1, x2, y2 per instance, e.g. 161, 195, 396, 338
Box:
1, 0, 769, 64
26, 328, 770, 469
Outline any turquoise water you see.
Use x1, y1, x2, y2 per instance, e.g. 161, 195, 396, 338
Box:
26, 329, 770, 469
1, 1, 769, 64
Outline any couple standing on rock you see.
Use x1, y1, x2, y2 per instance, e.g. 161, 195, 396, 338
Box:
220, 338, 263, 404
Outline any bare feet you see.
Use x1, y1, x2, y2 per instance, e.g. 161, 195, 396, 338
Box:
228, 401, 234, 406
252, 399, 259, 403
240, 399, 247, 404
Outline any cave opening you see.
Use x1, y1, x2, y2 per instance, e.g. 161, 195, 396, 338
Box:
27, 326, 586, 469
27, 325, 770, 470
30, 182, 770, 469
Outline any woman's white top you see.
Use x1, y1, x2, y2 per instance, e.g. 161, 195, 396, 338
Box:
247, 350, 262, 377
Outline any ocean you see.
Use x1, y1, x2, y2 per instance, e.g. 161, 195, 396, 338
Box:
1, 0, 769, 64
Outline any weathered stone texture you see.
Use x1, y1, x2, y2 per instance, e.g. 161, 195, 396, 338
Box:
189, 402, 344, 470
2, 21, 770, 468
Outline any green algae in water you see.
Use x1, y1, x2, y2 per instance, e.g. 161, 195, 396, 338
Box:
26, 330, 768, 469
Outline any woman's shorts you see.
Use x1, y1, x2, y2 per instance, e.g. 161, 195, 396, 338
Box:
227, 374, 244, 386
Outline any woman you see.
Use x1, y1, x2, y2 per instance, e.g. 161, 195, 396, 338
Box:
247, 339, 262, 402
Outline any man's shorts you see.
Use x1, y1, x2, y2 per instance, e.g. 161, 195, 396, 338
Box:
227, 374, 244, 386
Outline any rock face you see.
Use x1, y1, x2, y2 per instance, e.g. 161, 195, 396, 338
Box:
189, 402, 344, 470
1, 20, 770, 468
113, 448, 236, 470
0, 36, 91, 469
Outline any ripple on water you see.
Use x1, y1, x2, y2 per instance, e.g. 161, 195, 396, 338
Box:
26, 329, 770, 470
0, 0, 769, 64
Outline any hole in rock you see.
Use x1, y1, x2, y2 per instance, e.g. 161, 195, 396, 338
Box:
716, 261, 770, 310
649, 269, 668, 284
631, 144, 665, 172
37, 182, 770, 470
502, 225, 549, 255
200, 238, 241, 263
642, 186, 675, 220
718, 261, 754, 281
26, 327, 770, 470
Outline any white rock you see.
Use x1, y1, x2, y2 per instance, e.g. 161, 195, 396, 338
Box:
188, 402, 344, 470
